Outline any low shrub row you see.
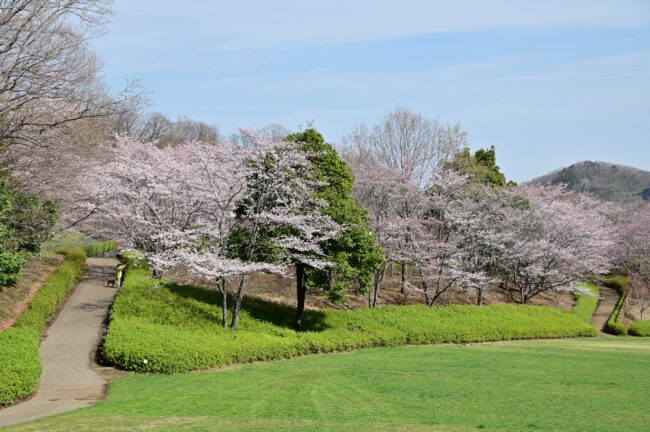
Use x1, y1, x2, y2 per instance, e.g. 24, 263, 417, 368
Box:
101, 268, 598, 374
83, 240, 117, 257
604, 275, 629, 335
0, 248, 86, 406
628, 320, 650, 337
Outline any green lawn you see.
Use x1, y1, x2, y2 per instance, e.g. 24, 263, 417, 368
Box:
8, 338, 650, 431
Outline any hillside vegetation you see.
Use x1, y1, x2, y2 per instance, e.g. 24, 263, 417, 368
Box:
530, 161, 650, 202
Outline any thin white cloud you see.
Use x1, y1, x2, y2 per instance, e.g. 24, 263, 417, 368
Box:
105, 0, 650, 52
509, 51, 650, 81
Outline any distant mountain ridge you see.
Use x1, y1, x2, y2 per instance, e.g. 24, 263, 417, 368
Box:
529, 161, 650, 202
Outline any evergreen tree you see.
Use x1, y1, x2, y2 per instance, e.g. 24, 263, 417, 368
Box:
446, 145, 514, 187
285, 129, 384, 323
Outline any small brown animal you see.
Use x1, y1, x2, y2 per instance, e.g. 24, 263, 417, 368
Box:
106, 278, 116, 287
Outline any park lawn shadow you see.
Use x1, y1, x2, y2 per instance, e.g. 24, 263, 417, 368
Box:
164, 279, 330, 332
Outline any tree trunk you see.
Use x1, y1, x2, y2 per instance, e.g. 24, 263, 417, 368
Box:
423, 280, 431, 305
371, 264, 386, 308
520, 289, 527, 305
219, 278, 228, 328
416, 267, 430, 305
476, 286, 483, 306
230, 275, 248, 330
294, 263, 307, 331
400, 264, 406, 295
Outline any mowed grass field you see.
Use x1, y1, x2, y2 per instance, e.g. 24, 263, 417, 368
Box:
6, 338, 650, 432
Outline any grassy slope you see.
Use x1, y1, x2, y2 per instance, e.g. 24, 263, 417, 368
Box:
8, 338, 650, 432
101, 272, 597, 372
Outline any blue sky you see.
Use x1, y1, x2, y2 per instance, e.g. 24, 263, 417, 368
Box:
93, 0, 650, 182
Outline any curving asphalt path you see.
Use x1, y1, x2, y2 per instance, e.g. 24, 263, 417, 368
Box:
0, 257, 119, 428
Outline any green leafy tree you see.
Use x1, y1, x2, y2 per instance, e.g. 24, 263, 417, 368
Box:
0, 174, 60, 288
285, 129, 384, 317
4, 192, 60, 253
446, 146, 514, 187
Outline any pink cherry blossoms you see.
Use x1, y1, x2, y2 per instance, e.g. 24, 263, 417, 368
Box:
349, 154, 614, 306
73, 131, 340, 328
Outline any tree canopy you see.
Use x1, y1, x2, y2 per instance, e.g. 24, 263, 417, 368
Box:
285, 128, 385, 303
446, 146, 514, 187
0, 174, 59, 287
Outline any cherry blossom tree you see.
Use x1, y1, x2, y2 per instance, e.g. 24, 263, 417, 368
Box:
143, 140, 253, 328
71, 136, 208, 251
629, 273, 650, 321
69, 136, 252, 328
415, 169, 477, 306
452, 188, 508, 305
348, 156, 426, 306
349, 155, 478, 307
495, 184, 613, 304
230, 131, 340, 330
614, 203, 650, 319
72, 132, 340, 330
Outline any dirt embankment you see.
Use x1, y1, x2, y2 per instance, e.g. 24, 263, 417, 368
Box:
0, 255, 64, 331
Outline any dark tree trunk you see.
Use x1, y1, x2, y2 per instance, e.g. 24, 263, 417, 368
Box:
423, 280, 430, 305
428, 290, 444, 306
476, 286, 483, 306
294, 263, 307, 331
416, 267, 430, 305
371, 264, 386, 308
219, 278, 228, 328
400, 264, 406, 295
231, 275, 247, 330
520, 289, 527, 305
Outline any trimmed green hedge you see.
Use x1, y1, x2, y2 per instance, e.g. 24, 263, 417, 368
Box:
628, 320, 650, 337
101, 268, 598, 374
570, 282, 599, 323
0, 248, 86, 406
604, 275, 629, 336
117, 249, 149, 272
83, 240, 117, 257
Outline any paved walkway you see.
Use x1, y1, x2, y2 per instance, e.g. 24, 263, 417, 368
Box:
0, 258, 119, 428
590, 285, 620, 337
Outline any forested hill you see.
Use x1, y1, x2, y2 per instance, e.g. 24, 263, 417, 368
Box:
529, 161, 650, 202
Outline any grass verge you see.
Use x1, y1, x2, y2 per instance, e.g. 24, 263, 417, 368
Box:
0, 248, 86, 406
82, 240, 117, 258
100, 266, 598, 373
7, 338, 650, 432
